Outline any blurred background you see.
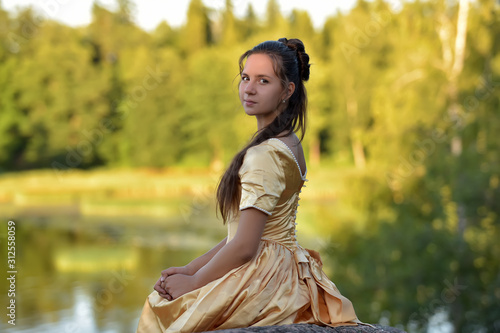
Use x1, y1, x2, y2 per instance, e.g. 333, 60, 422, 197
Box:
0, 0, 499, 332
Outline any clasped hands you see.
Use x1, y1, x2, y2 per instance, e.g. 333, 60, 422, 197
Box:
154, 266, 198, 301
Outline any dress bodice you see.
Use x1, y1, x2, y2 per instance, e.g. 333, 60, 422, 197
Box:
227, 138, 307, 249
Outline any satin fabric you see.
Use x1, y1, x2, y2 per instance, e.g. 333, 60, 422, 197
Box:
136, 139, 361, 332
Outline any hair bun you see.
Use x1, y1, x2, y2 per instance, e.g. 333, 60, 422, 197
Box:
278, 38, 310, 81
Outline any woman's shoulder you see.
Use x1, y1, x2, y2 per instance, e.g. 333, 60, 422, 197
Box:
243, 139, 281, 166
246, 138, 288, 159
243, 138, 296, 169
239, 140, 287, 185
241, 138, 307, 183
250, 138, 307, 180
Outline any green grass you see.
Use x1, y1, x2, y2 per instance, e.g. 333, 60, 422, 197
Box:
0, 166, 382, 241
0, 167, 219, 219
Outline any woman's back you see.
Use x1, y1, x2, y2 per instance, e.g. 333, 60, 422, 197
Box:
228, 138, 306, 248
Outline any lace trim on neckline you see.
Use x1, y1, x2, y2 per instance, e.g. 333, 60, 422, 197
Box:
268, 138, 308, 180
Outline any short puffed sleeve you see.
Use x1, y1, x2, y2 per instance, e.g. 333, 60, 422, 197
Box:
239, 143, 286, 215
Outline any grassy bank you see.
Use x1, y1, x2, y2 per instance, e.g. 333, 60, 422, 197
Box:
0, 166, 371, 244
0, 167, 219, 219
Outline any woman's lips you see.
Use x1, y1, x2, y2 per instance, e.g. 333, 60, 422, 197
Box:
244, 100, 256, 106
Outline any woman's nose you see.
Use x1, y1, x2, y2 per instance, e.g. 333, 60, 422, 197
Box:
244, 80, 255, 94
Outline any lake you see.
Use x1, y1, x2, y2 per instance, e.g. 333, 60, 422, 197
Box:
0, 211, 226, 333
0, 204, 452, 333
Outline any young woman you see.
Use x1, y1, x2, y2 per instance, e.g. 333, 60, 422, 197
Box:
136, 38, 362, 332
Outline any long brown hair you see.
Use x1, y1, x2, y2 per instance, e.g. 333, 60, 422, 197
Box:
216, 38, 311, 223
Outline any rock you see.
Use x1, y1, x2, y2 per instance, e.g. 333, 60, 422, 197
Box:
209, 324, 406, 333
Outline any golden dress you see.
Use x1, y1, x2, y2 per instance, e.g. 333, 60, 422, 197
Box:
136, 138, 361, 332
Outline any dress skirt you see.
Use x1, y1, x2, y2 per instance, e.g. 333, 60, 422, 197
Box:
136, 239, 360, 332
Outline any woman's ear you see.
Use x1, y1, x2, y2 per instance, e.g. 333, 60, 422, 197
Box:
286, 82, 296, 99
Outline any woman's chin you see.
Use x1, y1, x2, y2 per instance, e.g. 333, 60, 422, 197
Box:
244, 109, 257, 116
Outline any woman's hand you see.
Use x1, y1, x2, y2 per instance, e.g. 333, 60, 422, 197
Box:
163, 266, 194, 277
154, 266, 193, 300
162, 274, 198, 300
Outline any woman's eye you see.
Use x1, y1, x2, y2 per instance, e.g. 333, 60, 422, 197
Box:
260, 79, 268, 84
241, 76, 249, 81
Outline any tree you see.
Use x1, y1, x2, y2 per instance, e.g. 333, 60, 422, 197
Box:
220, 0, 239, 46
180, 0, 212, 55
241, 3, 258, 39
177, 47, 244, 166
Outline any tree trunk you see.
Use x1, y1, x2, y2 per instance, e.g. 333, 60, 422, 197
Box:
346, 97, 366, 169
351, 138, 366, 170
440, 1, 470, 331
309, 136, 321, 168
448, 0, 470, 157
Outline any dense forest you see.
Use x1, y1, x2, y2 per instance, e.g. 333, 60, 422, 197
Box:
1, 0, 499, 331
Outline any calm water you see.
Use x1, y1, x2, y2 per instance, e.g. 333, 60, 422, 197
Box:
0, 213, 226, 332
0, 210, 452, 333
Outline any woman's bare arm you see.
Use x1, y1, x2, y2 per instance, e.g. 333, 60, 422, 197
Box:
162, 208, 267, 299
185, 236, 228, 274
154, 237, 227, 296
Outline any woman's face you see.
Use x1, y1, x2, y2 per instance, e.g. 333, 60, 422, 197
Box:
239, 53, 287, 126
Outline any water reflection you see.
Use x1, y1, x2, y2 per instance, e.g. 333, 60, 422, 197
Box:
0, 214, 225, 333
0, 205, 457, 332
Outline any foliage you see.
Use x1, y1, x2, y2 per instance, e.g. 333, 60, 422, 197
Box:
0, 0, 499, 331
